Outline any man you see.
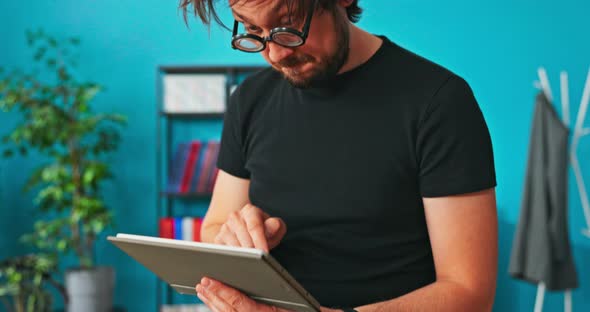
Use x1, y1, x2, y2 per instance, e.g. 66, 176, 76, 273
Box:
180, 0, 498, 311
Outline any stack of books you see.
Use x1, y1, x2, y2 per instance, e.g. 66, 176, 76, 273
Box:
159, 217, 203, 242
167, 140, 221, 195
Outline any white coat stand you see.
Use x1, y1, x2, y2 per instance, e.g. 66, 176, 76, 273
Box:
532, 66, 590, 312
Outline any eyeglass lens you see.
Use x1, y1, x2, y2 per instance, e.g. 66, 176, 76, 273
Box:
271, 32, 304, 46
235, 37, 264, 52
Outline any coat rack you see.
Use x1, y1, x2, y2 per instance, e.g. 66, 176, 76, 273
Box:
532, 66, 590, 312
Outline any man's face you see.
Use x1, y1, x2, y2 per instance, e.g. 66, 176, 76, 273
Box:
231, 0, 350, 88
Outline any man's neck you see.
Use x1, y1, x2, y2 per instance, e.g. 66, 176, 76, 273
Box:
338, 25, 383, 74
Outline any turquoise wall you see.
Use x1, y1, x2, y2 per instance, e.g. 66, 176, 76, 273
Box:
1, 0, 589, 311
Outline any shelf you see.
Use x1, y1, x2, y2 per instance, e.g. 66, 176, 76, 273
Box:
160, 192, 213, 199
159, 65, 267, 74
160, 111, 224, 120
156, 65, 266, 310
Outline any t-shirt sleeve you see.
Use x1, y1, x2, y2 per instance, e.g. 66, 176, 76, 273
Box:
216, 88, 251, 179
416, 75, 496, 197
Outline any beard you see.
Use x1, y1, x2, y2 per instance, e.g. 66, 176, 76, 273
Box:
271, 11, 350, 88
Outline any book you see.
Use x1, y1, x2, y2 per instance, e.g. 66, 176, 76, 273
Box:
182, 217, 194, 242
193, 218, 203, 242
167, 143, 190, 193
190, 140, 207, 193
174, 217, 183, 240
196, 141, 216, 194
180, 141, 202, 193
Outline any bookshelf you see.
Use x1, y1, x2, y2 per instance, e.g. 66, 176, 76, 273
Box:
155, 65, 266, 311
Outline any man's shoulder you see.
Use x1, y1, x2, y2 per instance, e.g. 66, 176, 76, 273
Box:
376, 37, 472, 104
379, 37, 463, 87
236, 66, 282, 97
226, 66, 282, 119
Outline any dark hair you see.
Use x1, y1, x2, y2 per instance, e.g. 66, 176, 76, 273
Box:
179, 0, 363, 29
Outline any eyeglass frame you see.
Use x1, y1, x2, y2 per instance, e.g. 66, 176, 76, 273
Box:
231, 0, 318, 53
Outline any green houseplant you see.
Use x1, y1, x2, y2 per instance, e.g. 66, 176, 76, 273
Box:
0, 254, 64, 312
0, 29, 126, 311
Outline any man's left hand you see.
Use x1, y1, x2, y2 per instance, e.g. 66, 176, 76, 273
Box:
196, 277, 341, 312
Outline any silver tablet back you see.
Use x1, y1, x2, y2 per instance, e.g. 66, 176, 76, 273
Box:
108, 235, 320, 312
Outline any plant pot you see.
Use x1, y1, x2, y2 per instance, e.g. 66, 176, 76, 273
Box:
65, 266, 115, 312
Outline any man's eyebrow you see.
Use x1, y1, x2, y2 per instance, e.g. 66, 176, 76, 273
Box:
234, 12, 254, 24
233, 1, 290, 25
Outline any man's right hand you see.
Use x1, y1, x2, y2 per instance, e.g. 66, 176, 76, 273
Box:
213, 204, 287, 253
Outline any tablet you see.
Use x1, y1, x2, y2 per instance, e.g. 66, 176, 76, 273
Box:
108, 234, 321, 312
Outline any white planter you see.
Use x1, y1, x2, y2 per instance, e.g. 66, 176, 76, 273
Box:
65, 266, 115, 312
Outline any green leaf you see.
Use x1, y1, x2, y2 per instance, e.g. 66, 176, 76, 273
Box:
78, 84, 102, 104
108, 114, 127, 125
65, 182, 75, 193
83, 169, 95, 185
56, 239, 67, 252
0, 284, 19, 296
9, 272, 23, 283
33, 47, 47, 61
71, 210, 82, 222
4, 93, 17, 105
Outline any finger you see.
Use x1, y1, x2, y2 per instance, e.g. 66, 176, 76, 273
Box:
264, 218, 281, 237
215, 224, 240, 246
242, 207, 270, 252
243, 203, 270, 219
196, 289, 220, 312
200, 278, 254, 311
227, 211, 255, 248
215, 223, 241, 247
198, 278, 288, 312
197, 282, 231, 312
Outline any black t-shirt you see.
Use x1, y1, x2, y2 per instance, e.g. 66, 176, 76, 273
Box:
217, 36, 496, 308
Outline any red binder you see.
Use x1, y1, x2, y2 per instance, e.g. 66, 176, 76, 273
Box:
158, 218, 174, 239
179, 141, 202, 193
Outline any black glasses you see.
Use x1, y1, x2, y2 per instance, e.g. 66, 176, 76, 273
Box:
231, 0, 317, 53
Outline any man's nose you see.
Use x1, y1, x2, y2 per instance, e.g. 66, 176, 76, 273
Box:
267, 42, 295, 64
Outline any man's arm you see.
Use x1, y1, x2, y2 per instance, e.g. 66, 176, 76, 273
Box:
200, 170, 251, 243
355, 188, 498, 312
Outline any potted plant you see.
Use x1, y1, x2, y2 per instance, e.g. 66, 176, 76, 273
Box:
0, 253, 65, 312
0, 29, 126, 312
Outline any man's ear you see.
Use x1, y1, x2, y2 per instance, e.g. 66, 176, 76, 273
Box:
337, 0, 354, 8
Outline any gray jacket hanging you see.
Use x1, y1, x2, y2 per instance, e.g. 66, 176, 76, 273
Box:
509, 92, 578, 290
